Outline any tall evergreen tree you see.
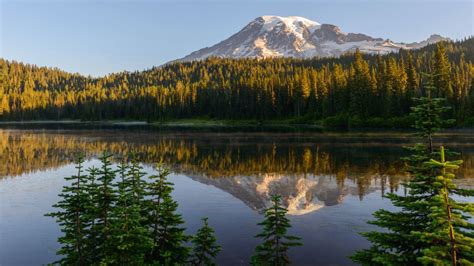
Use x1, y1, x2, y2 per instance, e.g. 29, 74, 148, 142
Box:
94, 152, 118, 260
411, 73, 454, 152
352, 84, 474, 265
46, 155, 92, 265
190, 217, 221, 266
145, 163, 189, 264
102, 162, 152, 265
251, 195, 302, 266
416, 146, 474, 265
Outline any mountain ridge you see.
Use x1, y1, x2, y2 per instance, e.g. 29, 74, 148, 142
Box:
176, 15, 449, 62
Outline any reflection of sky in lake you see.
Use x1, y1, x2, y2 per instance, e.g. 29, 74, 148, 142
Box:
1, 161, 396, 265
1, 130, 473, 265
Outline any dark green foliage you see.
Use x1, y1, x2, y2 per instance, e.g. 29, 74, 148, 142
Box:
46, 154, 92, 265
94, 152, 117, 260
411, 73, 455, 152
351, 144, 440, 265
352, 89, 474, 265
102, 162, 152, 265
251, 195, 302, 266
1, 38, 473, 125
48, 154, 220, 265
416, 146, 474, 265
145, 164, 189, 264
190, 217, 221, 266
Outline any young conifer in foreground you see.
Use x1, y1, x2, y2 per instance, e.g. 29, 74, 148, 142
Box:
416, 146, 474, 265
46, 154, 91, 265
144, 163, 190, 264
102, 162, 152, 265
251, 195, 302, 266
94, 152, 117, 260
190, 217, 222, 266
48, 153, 222, 265
351, 75, 474, 265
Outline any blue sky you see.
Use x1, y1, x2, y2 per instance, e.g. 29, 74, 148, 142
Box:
1, 0, 473, 76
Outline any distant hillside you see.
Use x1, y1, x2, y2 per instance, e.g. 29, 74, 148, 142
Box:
0, 38, 473, 127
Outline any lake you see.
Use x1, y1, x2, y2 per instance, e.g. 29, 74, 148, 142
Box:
1, 128, 473, 265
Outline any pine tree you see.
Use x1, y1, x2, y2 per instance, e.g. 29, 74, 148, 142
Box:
190, 217, 221, 266
416, 146, 474, 265
46, 155, 92, 265
411, 73, 454, 152
94, 151, 117, 260
102, 162, 152, 265
83, 165, 101, 261
251, 195, 302, 266
352, 84, 474, 265
433, 43, 453, 98
145, 163, 189, 264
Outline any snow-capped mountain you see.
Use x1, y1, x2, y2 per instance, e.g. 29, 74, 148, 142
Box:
177, 15, 448, 61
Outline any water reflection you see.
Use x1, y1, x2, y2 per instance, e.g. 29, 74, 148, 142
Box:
2, 129, 473, 215
2, 129, 474, 265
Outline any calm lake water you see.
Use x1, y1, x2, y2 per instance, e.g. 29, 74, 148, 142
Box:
1, 129, 473, 265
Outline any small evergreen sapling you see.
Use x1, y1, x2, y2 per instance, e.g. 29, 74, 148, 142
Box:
190, 217, 221, 266
251, 195, 302, 266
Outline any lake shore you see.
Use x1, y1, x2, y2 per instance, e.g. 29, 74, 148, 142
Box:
1, 119, 473, 132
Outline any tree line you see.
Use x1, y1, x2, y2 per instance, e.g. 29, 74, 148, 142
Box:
1, 38, 473, 126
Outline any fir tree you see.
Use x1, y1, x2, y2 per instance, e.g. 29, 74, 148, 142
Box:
46, 155, 92, 265
102, 162, 152, 265
145, 163, 189, 264
83, 165, 101, 261
411, 73, 454, 152
352, 82, 474, 265
251, 195, 302, 266
94, 151, 118, 260
189, 217, 221, 266
416, 146, 474, 265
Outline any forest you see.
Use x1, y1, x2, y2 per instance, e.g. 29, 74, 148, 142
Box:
1, 38, 473, 127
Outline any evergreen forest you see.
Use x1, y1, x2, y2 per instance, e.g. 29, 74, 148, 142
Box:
1, 39, 474, 127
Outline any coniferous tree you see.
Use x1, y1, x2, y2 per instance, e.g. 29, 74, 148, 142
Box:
352, 81, 474, 265
83, 165, 101, 261
102, 162, 152, 265
47, 153, 225, 265
189, 217, 221, 266
145, 163, 189, 264
251, 195, 302, 266
416, 146, 474, 265
46, 155, 92, 265
411, 73, 454, 152
94, 152, 117, 260
1, 38, 474, 124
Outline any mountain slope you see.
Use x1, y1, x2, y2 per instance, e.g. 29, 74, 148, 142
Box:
178, 15, 448, 61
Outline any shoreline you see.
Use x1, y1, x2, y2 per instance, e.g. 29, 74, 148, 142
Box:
0, 119, 473, 133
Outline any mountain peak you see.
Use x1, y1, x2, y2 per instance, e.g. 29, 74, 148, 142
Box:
176, 16, 448, 62
258, 15, 321, 28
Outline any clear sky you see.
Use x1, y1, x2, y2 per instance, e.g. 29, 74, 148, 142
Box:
1, 0, 473, 76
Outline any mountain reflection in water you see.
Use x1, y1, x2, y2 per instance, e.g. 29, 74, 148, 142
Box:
1, 129, 473, 215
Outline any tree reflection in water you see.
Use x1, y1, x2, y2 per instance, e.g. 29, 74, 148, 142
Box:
1, 129, 473, 215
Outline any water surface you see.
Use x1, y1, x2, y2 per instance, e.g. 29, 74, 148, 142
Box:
1, 129, 473, 265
